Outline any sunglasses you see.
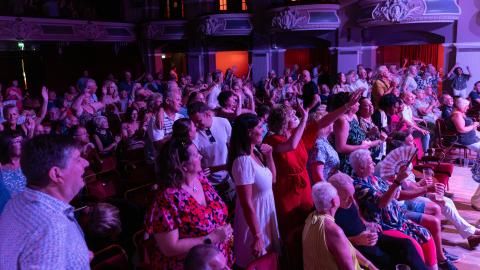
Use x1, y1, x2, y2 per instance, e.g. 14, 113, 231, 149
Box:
205, 128, 216, 143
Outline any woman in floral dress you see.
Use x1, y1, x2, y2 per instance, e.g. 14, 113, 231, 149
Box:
145, 138, 233, 269
350, 149, 458, 270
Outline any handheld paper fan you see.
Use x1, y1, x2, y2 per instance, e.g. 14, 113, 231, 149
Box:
379, 146, 417, 178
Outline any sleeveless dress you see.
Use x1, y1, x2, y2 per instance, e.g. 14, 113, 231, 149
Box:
302, 213, 361, 270
335, 118, 366, 175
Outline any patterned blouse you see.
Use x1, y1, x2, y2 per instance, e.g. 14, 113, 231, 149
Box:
308, 137, 339, 181
336, 118, 366, 176
0, 167, 26, 196
145, 176, 233, 270
352, 175, 431, 244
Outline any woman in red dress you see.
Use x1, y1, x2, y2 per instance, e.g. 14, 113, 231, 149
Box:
263, 90, 362, 266
145, 138, 233, 269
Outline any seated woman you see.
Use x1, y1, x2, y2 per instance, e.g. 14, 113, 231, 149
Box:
329, 172, 428, 270
79, 202, 122, 252
446, 97, 480, 211
386, 131, 480, 249
92, 116, 121, 156
0, 132, 26, 205
302, 181, 377, 270
124, 107, 146, 140
350, 149, 457, 270
145, 138, 233, 269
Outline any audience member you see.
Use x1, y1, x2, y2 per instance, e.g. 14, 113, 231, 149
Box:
229, 113, 280, 268
184, 244, 228, 270
0, 135, 91, 269
145, 138, 233, 269
303, 181, 377, 270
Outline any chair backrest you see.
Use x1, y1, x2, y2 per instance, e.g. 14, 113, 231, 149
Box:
246, 252, 278, 270
124, 183, 157, 209
435, 118, 458, 147
91, 244, 129, 270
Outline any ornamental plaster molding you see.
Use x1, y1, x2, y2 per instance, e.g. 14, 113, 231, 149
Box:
0, 18, 42, 40
198, 16, 223, 36
271, 7, 307, 30
372, 0, 425, 23
76, 22, 106, 40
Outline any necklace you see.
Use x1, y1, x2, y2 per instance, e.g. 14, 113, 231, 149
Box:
184, 182, 199, 193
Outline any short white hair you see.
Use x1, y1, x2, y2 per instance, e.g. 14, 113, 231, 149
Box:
312, 182, 338, 212
328, 172, 354, 191
455, 97, 470, 109
349, 149, 372, 174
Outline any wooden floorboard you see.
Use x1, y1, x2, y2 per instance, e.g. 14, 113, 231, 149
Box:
441, 166, 480, 269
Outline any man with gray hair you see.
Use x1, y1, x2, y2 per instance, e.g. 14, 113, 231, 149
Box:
329, 173, 428, 269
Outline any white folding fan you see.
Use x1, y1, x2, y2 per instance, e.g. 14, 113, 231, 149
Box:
379, 146, 417, 178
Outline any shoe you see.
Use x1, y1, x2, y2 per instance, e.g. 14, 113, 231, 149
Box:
438, 259, 457, 270
468, 235, 480, 249
443, 249, 459, 262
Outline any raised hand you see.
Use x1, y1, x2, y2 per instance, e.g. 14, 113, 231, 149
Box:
41, 86, 48, 101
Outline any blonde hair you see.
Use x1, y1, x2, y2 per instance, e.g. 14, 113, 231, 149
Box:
86, 203, 122, 237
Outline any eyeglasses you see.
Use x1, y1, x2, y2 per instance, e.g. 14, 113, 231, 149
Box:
205, 128, 216, 143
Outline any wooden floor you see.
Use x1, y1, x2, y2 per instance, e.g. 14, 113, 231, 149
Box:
441, 166, 480, 269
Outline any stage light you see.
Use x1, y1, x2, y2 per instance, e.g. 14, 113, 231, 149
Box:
161, 54, 166, 59
17, 42, 24, 50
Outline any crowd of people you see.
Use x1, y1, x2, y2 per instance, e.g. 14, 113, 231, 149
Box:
0, 58, 479, 270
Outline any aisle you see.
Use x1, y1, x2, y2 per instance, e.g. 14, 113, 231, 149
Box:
441, 166, 480, 269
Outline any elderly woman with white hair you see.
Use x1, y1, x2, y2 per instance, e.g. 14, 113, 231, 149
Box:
448, 97, 480, 211
330, 172, 428, 270
302, 181, 377, 270
93, 115, 121, 156
349, 149, 458, 270
372, 65, 393, 107
402, 65, 419, 93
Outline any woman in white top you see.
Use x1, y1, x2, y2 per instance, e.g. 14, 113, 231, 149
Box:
228, 113, 280, 268
402, 65, 418, 93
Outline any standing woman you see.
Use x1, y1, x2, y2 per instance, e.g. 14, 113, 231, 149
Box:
447, 64, 472, 98
264, 91, 362, 267
229, 113, 280, 268
330, 92, 383, 175
145, 138, 233, 269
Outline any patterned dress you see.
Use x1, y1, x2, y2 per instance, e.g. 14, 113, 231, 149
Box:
145, 177, 233, 269
0, 167, 26, 196
336, 118, 366, 176
308, 137, 340, 181
352, 175, 431, 244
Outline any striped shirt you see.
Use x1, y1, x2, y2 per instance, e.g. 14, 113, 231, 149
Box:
0, 188, 90, 270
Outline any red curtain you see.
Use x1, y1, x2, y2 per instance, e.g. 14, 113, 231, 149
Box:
285, 48, 330, 72
377, 44, 444, 71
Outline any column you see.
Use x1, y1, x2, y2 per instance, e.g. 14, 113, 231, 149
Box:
140, 40, 155, 75
250, 49, 271, 84
270, 48, 286, 75
442, 43, 456, 94
187, 51, 204, 82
